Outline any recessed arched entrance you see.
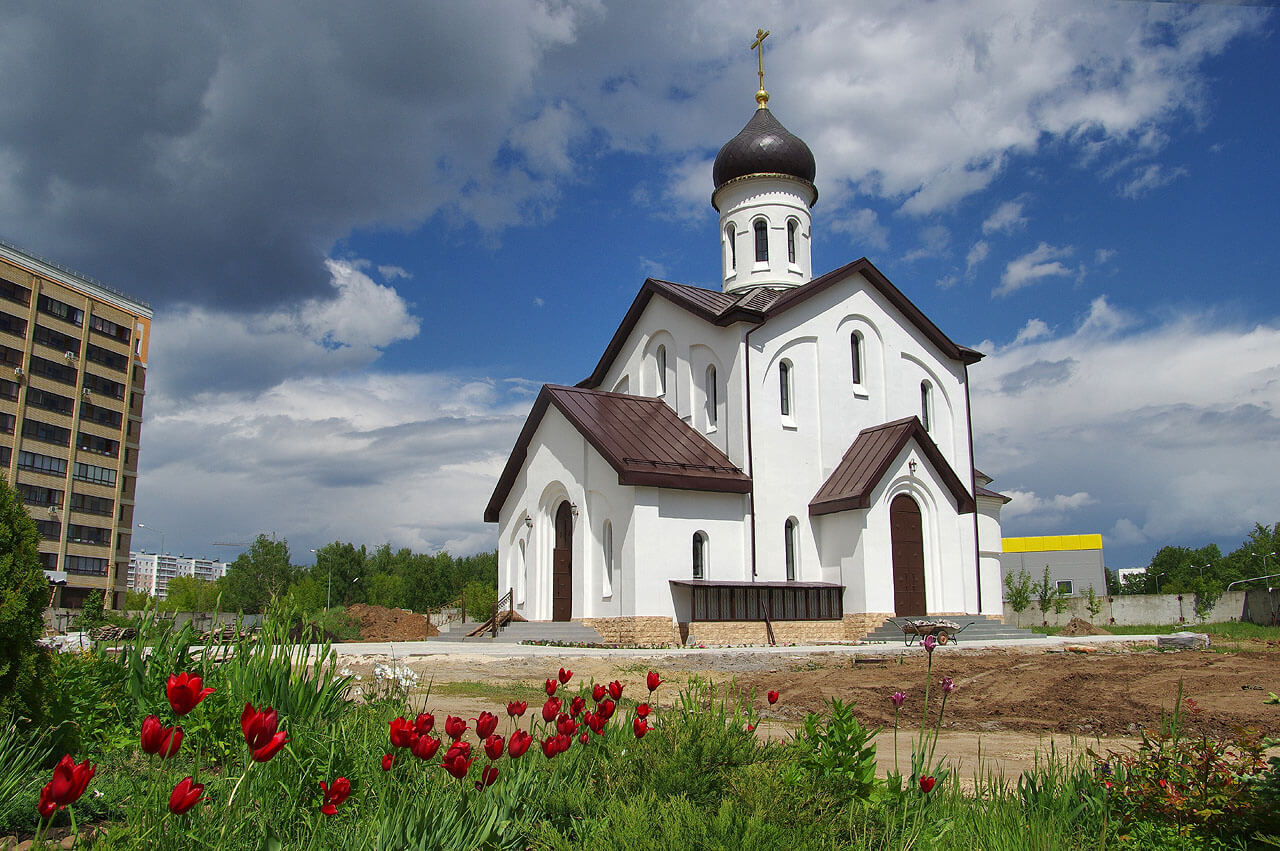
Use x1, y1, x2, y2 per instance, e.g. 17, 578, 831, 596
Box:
890, 494, 926, 616
552, 501, 573, 621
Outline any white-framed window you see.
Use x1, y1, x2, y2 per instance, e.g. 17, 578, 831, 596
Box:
724, 224, 736, 273
754, 218, 769, 263
705, 364, 718, 430
602, 520, 613, 598
787, 218, 798, 264
692, 531, 708, 579
779, 359, 793, 419
784, 518, 799, 581
920, 381, 932, 432
656, 345, 667, 396
1056, 580, 1073, 596
850, 332, 863, 387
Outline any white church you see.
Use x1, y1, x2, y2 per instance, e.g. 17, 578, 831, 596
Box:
485, 66, 1009, 645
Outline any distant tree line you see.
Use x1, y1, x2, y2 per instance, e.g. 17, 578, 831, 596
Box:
152, 534, 497, 615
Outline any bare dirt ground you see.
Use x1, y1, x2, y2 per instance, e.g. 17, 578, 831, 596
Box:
338, 642, 1280, 778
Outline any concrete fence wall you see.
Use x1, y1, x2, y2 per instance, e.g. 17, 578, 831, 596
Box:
45, 608, 263, 633
1003, 590, 1250, 628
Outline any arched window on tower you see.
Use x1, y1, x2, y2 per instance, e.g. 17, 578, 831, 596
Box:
784, 518, 799, 581
724, 224, 736, 273
602, 520, 613, 598
754, 219, 769, 263
850, 332, 863, 386
787, 219, 798, 264
921, 381, 932, 432
692, 531, 708, 579
705, 364, 718, 430
656, 345, 667, 397
779, 359, 793, 418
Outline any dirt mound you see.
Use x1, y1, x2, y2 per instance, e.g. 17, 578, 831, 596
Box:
346, 604, 438, 641
1060, 617, 1110, 636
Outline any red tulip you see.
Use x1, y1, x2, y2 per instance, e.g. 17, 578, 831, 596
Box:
320, 777, 351, 816
569, 696, 586, 718
579, 732, 588, 744
441, 748, 474, 779
414, 712, 435, 735
541, 734, 571, 758
636, 703, 651, 718
241, 703, 288, 762
767, 690, 779, 705
507, 701, 528, 717
585, 711, 607, 735
597, 698, 616, 721
919, 776, 937, 794
252, 731, 289, 762
556, 714, 579, 737
166, 673, 214, 717
592, 683, 607, 702
168, 776, 204, 815
38, 755, 95, 816
475, 711, 498, 739
484, 734, 505, 761
545, 678, 558, 696
140, 714, 183, 758
558, 667, 572, 684
475, 764, 499, 790
381, 753, 395, 771
389, 716, 416, 749
508, 729, 533, 758
444, 715, 467, 740
541, 697, 561, 723
646, 671, 661, 692
633, 718, 649, 738
411, 734, 441, 760
745, 723, 755, 732
608, 680, 624, 700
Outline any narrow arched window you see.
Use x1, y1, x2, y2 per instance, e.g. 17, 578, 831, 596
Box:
692, 531, 708, 579
779, 360, 792, 417
784, 518, 798, 581
754, 219, 769, 262
921, 381, 932, 431
787, 219, 798, 263
517, 539, 527, 605
725, 224, 736, 273
656, 345, 667, 396
851, 332, 863, 386
602, 520, 613, 597
705, 365, 718, 429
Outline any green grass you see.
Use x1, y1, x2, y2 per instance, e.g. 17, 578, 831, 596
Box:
1030, 621, 1280, 640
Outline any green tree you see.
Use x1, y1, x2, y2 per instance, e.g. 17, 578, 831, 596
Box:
365, 571, 406, 608
0, 475, 50, 719
463, 580, 497, 622
162, 576, 222, 612
1003, 568, 1033, 614
123, 589, 152, 611
73, 589, 107, 629
219, 534, 296, 613
282, 572, 326, 614
1036, 565, 1055, 620
313, 541, 367, 608
1085, 585, 1104, 620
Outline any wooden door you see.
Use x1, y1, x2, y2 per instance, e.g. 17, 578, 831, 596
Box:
890, 494, 926, 616
552, 501, 573, 621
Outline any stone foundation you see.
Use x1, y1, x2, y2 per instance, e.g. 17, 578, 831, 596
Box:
582, 616, 681, 646
677, 613, 895, 646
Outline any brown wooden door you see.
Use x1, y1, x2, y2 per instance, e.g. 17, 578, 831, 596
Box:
552, 501, 573, 622
890, 494, 926, 615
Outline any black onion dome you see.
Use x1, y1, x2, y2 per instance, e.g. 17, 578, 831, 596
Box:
712, 108, 816, 190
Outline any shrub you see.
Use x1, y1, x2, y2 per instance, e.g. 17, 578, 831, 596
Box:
791, 697, 879, 801
463, 581, 498, 622
0, 475, 49, 721
1003, 568, 1033, 614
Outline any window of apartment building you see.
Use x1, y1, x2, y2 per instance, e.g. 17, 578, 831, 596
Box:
0, 378, 18, 401
0, 412, 13, 434
89, 314, 130, 344
71, 492, 114, 516
33, 324, 80, 357
27, 387, 75, 416
65, 555, 109, 576
34, 519, 61, 541
0, 310, 27, 338
17, 482, 62, 507
0, 345, 23, 369
86, 343, 128, 372
38, 551, 58, 571
18, 450, 68, 476
37, 294, 84, 327
73, 461, 116, 486
28, 355, 77, 385
22, 418, 71, 447
67, 523, 111, 546
0, 275, 31, 307
80, 402, 123, 428
83, 372, 125, 399
0, 445, 10, 466
77, 432, 119, 458
130, 392, 143, 415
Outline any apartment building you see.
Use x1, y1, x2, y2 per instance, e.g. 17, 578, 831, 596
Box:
0, 239, 151, 610
127, 551, 228, 600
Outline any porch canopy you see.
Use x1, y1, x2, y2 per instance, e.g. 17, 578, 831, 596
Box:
670, 579, 844, 621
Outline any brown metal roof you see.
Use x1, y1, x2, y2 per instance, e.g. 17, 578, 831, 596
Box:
484, 385, 751, 522
669, 579, 843, 589
809, 416, 975, 516
975, 483, 1012, 504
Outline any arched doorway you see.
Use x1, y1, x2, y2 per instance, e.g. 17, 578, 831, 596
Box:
552, 502, 573, 621
890, 494, 926, 615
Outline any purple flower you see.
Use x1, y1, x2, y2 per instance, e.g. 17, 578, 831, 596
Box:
891, 691, 906, 708
941, 676, 954, 694
922, 635, 937, 653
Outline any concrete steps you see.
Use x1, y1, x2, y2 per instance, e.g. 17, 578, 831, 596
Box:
861, 615, 1042, 644
430, 619, 606, 645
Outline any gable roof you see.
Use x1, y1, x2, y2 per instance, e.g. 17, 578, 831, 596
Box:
577, 258, 981, 389
808, 416, 975, 516
484, 385, 751, 522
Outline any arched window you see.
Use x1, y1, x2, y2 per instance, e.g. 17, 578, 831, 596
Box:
779, 359, 793, 417
754, 219, 769, 262
850, 332, 863, 386
705, 364, 718, 429
602, 520, 613, 598
787, 219, 798, 263
784, 518, 799, 581
517, 539, 527, 605
724, 224, 736, 273
920, 381, 932, 431
656, 345, 667, 396
692, 531, 708, 579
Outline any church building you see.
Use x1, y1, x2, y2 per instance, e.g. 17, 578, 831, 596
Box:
485, 55, 1007, 645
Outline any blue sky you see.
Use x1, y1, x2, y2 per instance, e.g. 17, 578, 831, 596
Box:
1, 1, 1276, 572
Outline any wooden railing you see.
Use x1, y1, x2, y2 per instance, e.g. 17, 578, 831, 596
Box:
760, 596, 777, 647
491, 587, 513, 638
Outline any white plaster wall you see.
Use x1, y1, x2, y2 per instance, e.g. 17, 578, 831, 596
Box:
976, 496, 1006, 615
713, 176, 816, 292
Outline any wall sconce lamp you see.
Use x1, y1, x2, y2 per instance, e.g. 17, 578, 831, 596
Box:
569, 503, 579, 517
523, 517, 534, 529
908, 459, 918, 475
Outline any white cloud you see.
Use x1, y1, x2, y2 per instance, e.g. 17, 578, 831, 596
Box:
982, 201, 1028, 235
1094, 248, 1117, 265
1001, 489, 1096, 523
1120, 163, 1189, 198
378, 265, 411, 282
966, 240, 990, 273
902, 225, 951, 263
1012, 318, 1051, 346
996, 242, 1075, 296
831, 208, 890, 252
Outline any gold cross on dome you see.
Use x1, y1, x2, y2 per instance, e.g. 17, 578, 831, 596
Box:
751, 28, 770, 108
